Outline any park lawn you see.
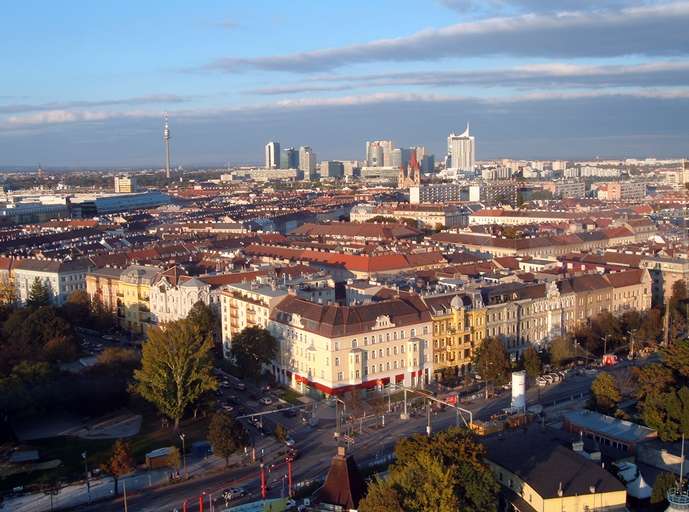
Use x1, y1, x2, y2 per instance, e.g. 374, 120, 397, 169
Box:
0, 404, 214, 494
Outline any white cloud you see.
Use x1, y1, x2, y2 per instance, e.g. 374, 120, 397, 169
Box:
201, 2, 689, 73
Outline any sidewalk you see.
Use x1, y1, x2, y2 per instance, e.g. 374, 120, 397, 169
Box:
2, 440, 278, 512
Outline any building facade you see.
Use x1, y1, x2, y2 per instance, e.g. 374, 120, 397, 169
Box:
14, 259, 90, 306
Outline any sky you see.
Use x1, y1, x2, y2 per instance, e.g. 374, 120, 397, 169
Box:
1, 0, 689, 167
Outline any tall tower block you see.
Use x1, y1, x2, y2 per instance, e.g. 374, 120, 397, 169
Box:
163, 113, 171, 179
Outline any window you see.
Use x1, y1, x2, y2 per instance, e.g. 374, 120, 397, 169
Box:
378, 364, 383, 372
423, 326, 429, 335
364, 336, 368, 345
335, 357, 340, 367
410, 328, 416, 337
352, 339, 357, 348
337, 372, 343, 381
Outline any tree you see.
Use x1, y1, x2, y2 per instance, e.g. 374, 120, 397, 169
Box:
472, 336, 510, 387
230, 327, 278, 381
0, 278, 16, 306
521, 346, 542, 381
27, 277, 51, 308
208, 411, 248, 467
186, 300, 218, 341
274, 423, 288, 443
60, 291, 91, 326
133, 319, 217, 428
360, 428, 498, 512
43, 335, 78, 363
632, 363, 675, 403
651, 472, 678, 505
642, 387, 689, 442
101, 439, 135, 494
549, 335, 574, 367
590, 373, 621, 413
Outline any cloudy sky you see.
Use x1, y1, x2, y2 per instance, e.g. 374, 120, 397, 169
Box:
1, 0, 688, 167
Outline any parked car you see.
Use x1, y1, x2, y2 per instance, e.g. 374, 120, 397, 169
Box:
282, 408, 298, 418
259, 397, 273, 406
234, 382, 247, 391
221, 404, 234, 413
220, 381, 232, 389
227, 395, 240, 404
222, 487, 247, 501
285, 437, 296, 447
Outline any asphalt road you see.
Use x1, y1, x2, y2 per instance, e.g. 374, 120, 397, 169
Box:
73, 365, 608, 512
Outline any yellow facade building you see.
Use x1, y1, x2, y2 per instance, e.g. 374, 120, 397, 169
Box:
117, 265, 159, 335
423, 293, 486, 379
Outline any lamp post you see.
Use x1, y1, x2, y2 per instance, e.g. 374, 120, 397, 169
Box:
82, 451, 91, 504
179, 433, 187, 479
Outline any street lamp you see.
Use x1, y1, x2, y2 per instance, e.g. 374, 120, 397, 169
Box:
179, 433, 187, 479
81, 451, 91, 503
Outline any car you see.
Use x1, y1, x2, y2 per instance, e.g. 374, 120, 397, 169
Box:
282, 408, 298, 418
286, 447, 299, 461
102, 334, 117, 341
220, 381, 232, 389
284, 437, 296, 447
227, 395, 240, 404
222, 487, 247, 501
221, 404, 234, 413
259, 397, 273, 406
234, 382, 247, 391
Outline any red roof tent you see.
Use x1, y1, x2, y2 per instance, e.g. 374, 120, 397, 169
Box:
293, 374, 400, 395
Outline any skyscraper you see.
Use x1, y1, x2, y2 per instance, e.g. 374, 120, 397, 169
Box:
282, 147, 298, 169
265, 141, 280, 169
447, 125, 475, 172
163, 114, 171, 179
365, 140, 394, 167
299, 146, 317, 177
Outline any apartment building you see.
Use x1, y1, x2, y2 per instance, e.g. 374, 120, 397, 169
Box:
14, 258, 91, 306
149, 266, 211, 325
86, 267, 123, 313
422, 292, 486, 379
268, 293, 433, 396
117, 265, 159, 334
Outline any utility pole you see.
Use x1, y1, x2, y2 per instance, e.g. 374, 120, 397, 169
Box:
260, 462, 267, 499
123, 480, 128, 512
400, 388, 409, 420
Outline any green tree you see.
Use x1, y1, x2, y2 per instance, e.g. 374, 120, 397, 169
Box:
27, 277, 51, 308
521, 346, 542, 380
358, 478, 404, 512
642, 387, 689, 442
549, 335, 574, 367
101, 439, 135, 494
0, 277, 16, 305
632, 363, 675, 403
208, 411, 248, 467
133, 319, 217, 428
472, 336, 510, 387
230, 327, 278, 381
590, 373, 621, 413
186, 300, 218, 341
651, 472, 678, 505
360, 428, 498, 512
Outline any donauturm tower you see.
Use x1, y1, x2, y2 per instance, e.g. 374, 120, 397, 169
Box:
163, 113, 171, 179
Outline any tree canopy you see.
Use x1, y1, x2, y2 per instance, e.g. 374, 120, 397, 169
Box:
133, 319, 217, 427
186, 300, 218, 342
27, 277, 52, 308
101, 439, 135, 493
472, 336, 510, 387
634, 340, 689, 441
208, 411, 248, 467
359, 428, 498, 512
521, 346, 542, 380
229, 326, 278, 380
590, 372, 621, 413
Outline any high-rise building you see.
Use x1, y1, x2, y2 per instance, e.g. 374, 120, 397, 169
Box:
447, 125, 475, 172
365, 140, 394, 167
265, 141, 280, 169
163, 114, 171, 179
299, 146, 317, 177
114, 175, 137, 193
282, 147, 298, 169
320, 161, 344, 179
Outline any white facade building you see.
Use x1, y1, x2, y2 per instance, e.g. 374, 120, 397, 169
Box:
265, 141, 280, 169
447, 125, 475, 172
14, 259, 90, 306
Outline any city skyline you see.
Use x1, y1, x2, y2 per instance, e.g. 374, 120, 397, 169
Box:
2, 0, 689, 166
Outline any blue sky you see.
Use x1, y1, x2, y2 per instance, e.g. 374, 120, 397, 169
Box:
1, 0, 688, 166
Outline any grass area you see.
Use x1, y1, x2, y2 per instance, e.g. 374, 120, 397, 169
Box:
0, 400, 214, 494
275, 387, 304, 405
